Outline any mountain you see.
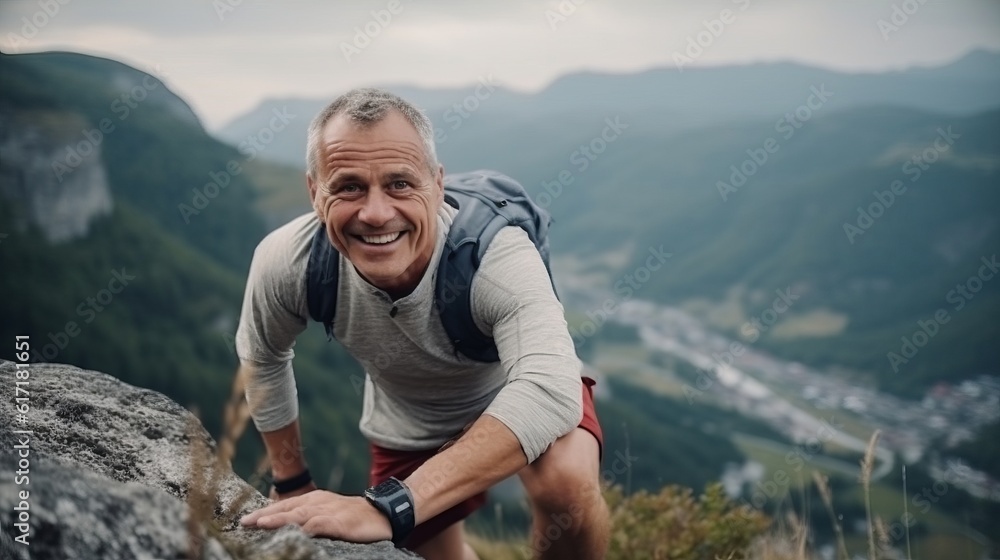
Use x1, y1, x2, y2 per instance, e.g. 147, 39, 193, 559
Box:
215, 49, 1000, 170
538, 104, 999, 397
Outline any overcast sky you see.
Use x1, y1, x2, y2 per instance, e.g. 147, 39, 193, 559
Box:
2, 0, 998, 129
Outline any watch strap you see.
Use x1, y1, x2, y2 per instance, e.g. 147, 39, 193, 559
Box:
272, 469, 313, 494
364, 476, 415, 547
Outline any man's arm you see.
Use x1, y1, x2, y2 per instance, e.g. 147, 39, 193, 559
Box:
261, 418, 317, 498
235, 220, 312, 490
240, 414, 520, 540
474, 227, 584, 462
405, 414, 525, 524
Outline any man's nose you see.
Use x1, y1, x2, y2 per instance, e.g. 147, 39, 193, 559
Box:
358, 188, 394, 226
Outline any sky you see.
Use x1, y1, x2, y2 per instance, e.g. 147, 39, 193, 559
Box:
2, 0, 999, 130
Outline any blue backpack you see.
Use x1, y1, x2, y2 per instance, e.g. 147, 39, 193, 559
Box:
306, 170, 556, 362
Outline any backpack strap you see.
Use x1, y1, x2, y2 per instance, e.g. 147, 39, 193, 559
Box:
306, 223, 339, 339
435, 171, 555, 362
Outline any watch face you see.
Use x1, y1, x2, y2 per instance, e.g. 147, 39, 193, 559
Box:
369, 478, 398, 497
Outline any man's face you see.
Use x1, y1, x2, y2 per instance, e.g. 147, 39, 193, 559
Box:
307, 110, 444, 297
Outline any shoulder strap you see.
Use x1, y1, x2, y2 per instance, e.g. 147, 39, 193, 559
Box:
436, 171, 555, 362
306, 222, 339, 339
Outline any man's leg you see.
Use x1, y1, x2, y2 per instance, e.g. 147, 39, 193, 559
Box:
411, 521, 479, 560
518, 427, 610, 559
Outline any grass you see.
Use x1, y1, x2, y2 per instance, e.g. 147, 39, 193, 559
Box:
732, 431, 989, 560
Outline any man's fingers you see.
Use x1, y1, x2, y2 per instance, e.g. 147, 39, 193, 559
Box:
257, 505, 327, 529
256, 511, 303, 529
240, 494, 310, 525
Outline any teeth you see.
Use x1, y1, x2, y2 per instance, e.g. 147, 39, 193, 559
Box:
361, 232, 401, 245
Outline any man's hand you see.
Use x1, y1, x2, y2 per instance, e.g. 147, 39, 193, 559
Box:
269, 481, 317, 501
240, 489, 392, 543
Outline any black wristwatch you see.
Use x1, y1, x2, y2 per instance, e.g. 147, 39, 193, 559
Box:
364, 476, 415, 547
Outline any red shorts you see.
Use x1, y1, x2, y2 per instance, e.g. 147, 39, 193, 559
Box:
368, 376, 604, 549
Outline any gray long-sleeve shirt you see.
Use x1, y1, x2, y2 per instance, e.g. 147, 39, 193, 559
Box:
235, 203, 583, 463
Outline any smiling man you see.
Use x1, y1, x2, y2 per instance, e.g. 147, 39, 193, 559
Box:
236, 89, 609, 560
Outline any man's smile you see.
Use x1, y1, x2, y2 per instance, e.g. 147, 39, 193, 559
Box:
351, 230, 408, 250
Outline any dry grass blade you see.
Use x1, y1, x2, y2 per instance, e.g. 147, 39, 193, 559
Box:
902, 465, 913, 560
213, 364, 266, 529
859, 430, 882, 560
812, 472, 849, 560
874, 516, 891, 558
222, 454, 272, 526
185, 408, 212, 560
784, 510, 808, 560
218, 364, 253, 468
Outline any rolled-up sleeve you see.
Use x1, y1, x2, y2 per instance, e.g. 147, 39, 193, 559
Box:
473, 227, 583, 463
235, 229, 308, 433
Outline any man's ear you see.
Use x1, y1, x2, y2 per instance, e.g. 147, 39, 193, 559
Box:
435, 164, 445, 201
306, 173, 325, 221
307, 173, 317, 205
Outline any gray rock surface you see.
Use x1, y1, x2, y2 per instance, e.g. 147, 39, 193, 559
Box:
0, 360, 419, 559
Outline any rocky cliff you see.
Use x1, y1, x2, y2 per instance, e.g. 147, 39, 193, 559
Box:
0, 108, 113, 243
0, 360, 417, 559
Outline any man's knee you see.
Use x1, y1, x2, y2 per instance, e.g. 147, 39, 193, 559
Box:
521, 430, 603, 517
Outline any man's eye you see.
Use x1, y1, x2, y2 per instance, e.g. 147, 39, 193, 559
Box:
339, 184, 361, 193
391, 180, 410, 190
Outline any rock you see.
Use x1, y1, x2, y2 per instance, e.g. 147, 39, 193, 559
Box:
0, 360, 419, 559
0, 108, 114, 244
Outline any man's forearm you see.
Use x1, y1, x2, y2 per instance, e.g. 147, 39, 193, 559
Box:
261, 418, 309, 479
404, 414, 528, 525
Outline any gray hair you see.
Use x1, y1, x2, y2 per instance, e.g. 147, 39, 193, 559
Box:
305, 88, 439, 178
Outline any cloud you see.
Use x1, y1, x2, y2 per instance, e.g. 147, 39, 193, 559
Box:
1, 0, 998, 128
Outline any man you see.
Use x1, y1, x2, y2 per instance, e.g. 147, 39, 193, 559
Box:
237, 88, 610, 560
